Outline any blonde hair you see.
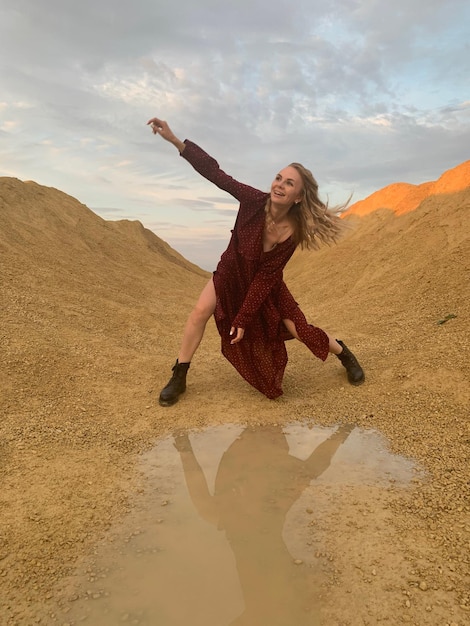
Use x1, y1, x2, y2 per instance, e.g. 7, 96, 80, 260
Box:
285, 162, 347, 249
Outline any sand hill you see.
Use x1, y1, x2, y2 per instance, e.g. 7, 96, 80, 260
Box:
342, 160, 470, 216
1, 169, 469, 625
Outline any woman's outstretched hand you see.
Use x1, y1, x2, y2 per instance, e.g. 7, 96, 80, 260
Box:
147, 117, 186, 153
147, 117, 172, 139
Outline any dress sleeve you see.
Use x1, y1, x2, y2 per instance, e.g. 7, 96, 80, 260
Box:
181, 140, 262, 203
231, 243, 296, 329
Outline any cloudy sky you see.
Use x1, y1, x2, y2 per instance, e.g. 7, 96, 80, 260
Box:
1, 0, 469, 269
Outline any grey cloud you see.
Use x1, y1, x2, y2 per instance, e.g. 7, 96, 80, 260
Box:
203, 208, 238, 219
166, 236, 230, 271
198, 196, 238, 204
170, 198, 215, 210
146, 220, 192, 232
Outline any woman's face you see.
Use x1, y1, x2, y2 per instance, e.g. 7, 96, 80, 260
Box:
270, 166, 303, 209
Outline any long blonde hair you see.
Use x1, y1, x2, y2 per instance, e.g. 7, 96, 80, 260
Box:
284, 162, 347, 249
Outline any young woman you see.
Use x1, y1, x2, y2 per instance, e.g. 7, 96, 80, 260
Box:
148, 117, 364, 406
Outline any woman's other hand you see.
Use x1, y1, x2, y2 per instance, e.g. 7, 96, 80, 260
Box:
230, 327, 245, 344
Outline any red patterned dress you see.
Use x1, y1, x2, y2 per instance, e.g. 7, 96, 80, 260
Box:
181, 140, 330, 399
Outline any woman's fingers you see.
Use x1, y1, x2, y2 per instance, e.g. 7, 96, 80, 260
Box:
147, 117, 163, 127
147, 117, 166, 134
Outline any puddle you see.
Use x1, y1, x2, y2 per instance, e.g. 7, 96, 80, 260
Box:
60, 423, 421, 625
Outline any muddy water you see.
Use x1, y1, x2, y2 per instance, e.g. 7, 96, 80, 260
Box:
60, 423, 420, 626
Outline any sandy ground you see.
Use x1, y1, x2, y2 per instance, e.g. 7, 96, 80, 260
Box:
1, 176, 469, 625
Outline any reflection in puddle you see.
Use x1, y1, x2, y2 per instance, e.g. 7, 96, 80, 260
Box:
61, 423, 419, 625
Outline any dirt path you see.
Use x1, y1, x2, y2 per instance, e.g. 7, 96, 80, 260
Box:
1, 179, 469, 625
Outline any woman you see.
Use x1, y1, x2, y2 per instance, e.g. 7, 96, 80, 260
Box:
148, 117, 364, 406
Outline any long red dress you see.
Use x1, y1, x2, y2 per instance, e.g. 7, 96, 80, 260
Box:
181, 140, 330, 399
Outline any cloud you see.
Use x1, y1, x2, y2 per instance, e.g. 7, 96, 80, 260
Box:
0, 0, 469, 268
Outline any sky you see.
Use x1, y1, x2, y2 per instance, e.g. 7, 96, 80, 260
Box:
1, 0, 469, 270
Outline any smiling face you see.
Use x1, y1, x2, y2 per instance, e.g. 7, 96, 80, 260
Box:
270, 166, 304, 210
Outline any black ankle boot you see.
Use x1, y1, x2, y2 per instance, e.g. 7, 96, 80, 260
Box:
336, 340, 365, 386
159, 360, 190, 407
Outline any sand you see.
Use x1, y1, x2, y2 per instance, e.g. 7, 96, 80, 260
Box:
0, 168, 469, 625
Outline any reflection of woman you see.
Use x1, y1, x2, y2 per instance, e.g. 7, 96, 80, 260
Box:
148, 117, 364, 406
174, 424, 354, 625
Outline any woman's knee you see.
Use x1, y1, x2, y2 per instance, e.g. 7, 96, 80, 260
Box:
189, 279, 216, 324
190, 301, 213, 325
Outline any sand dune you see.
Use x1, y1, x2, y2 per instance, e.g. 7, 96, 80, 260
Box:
342, 159, 470, 216
1, 166, 469, 625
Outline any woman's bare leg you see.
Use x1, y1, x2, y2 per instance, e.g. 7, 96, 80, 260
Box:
178, 278, 217, 363
159, 278, 217, 407
283, 319, 342, 354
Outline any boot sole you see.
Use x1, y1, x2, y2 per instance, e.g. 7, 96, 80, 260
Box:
159, 393, 184, 407
349, 377, 365, 386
